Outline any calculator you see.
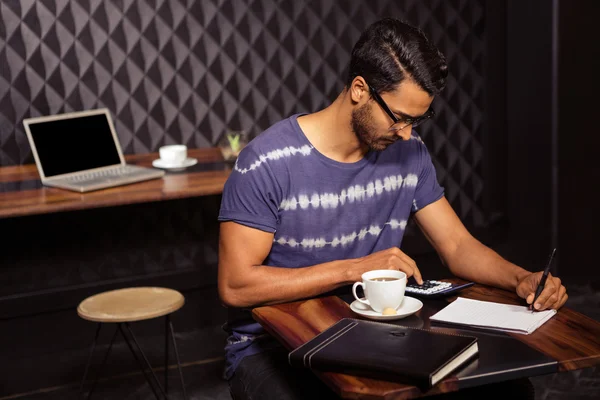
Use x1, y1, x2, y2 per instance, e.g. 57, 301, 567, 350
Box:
405, 280, 474, 298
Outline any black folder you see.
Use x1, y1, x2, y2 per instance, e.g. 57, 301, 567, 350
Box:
288, 318, 478, 389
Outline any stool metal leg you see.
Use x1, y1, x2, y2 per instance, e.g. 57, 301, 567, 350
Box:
80, 319, 185, 400
119, 324, 165, 400
86, 324, 119, 400
165, 315, 169, 394
168, 316, 188, 400
79, 323, 102, 396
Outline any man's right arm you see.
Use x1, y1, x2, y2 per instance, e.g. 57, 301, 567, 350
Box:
217, 221, 423, 308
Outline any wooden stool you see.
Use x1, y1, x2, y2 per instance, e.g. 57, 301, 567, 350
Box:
77, 287, 187, 400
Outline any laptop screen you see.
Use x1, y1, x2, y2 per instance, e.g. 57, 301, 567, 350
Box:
27, 113, 122, 177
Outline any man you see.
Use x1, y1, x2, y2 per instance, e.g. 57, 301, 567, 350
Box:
218, 18, 567, 400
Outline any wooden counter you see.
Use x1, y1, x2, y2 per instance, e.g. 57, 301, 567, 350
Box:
0, 148, 230, 218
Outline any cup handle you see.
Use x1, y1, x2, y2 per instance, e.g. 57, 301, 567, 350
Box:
352, 282, 370, 305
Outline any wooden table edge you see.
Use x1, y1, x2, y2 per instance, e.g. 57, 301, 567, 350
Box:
252, 282, 600, 399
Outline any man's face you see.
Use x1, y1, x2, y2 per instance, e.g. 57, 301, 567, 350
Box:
351, 79, 434, 151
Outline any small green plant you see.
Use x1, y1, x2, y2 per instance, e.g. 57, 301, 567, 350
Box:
227, 132, 241, 152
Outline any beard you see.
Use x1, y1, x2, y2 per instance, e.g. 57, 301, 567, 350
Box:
351, 103, 397, 151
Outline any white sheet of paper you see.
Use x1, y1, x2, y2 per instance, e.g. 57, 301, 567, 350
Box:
429, 297, 557, 335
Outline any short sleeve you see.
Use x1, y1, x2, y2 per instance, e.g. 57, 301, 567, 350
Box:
218, 146, 282, 233
411, 141, 444, 213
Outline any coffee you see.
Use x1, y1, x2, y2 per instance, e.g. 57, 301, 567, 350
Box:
372, 277, 399, 282
352, 270, 407, 313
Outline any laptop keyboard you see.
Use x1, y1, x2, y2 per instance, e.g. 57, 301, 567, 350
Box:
65, 165, 151, 183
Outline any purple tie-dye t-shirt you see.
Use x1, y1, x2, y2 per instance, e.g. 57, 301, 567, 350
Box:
218, 114, 444, 379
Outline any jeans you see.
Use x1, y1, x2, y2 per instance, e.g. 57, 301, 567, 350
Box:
229, 347, 535, 400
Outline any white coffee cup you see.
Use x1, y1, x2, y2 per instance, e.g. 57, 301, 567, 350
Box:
159, 145, 187, 165
352, 270, 407, 313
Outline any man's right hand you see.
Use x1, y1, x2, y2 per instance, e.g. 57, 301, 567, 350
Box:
351, 247, 423, 284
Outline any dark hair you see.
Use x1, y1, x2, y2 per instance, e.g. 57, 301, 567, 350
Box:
346, 18, 448, 96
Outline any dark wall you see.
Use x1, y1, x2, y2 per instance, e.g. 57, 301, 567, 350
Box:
482, 0, 507, 222
501, 0, 554, 270
557, 0, 600, 283
500, 0, 600, 282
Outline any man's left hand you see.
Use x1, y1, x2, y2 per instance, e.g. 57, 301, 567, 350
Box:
516, 272, 568, 311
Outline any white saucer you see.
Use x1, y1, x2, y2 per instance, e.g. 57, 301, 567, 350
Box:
152, 157, 197, 171
350, 296, 423, 321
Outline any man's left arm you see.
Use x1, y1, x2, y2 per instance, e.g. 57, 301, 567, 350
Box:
413, 197, 568, 310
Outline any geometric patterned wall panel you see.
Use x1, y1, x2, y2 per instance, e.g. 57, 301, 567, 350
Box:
0, 0, 486, 226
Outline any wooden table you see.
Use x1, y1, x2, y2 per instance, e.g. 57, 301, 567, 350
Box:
252, 279, 600, 399
0, 148, 230, 218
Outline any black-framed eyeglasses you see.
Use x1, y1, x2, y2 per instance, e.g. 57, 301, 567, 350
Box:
368, 83, 435, 131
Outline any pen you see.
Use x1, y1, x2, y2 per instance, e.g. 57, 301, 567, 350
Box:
530, 248, 557, 312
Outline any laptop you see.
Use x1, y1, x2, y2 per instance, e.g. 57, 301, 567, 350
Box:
23, 108, 165, 193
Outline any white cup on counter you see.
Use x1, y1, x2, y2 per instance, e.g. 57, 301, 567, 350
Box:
158, 145, 187, 166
